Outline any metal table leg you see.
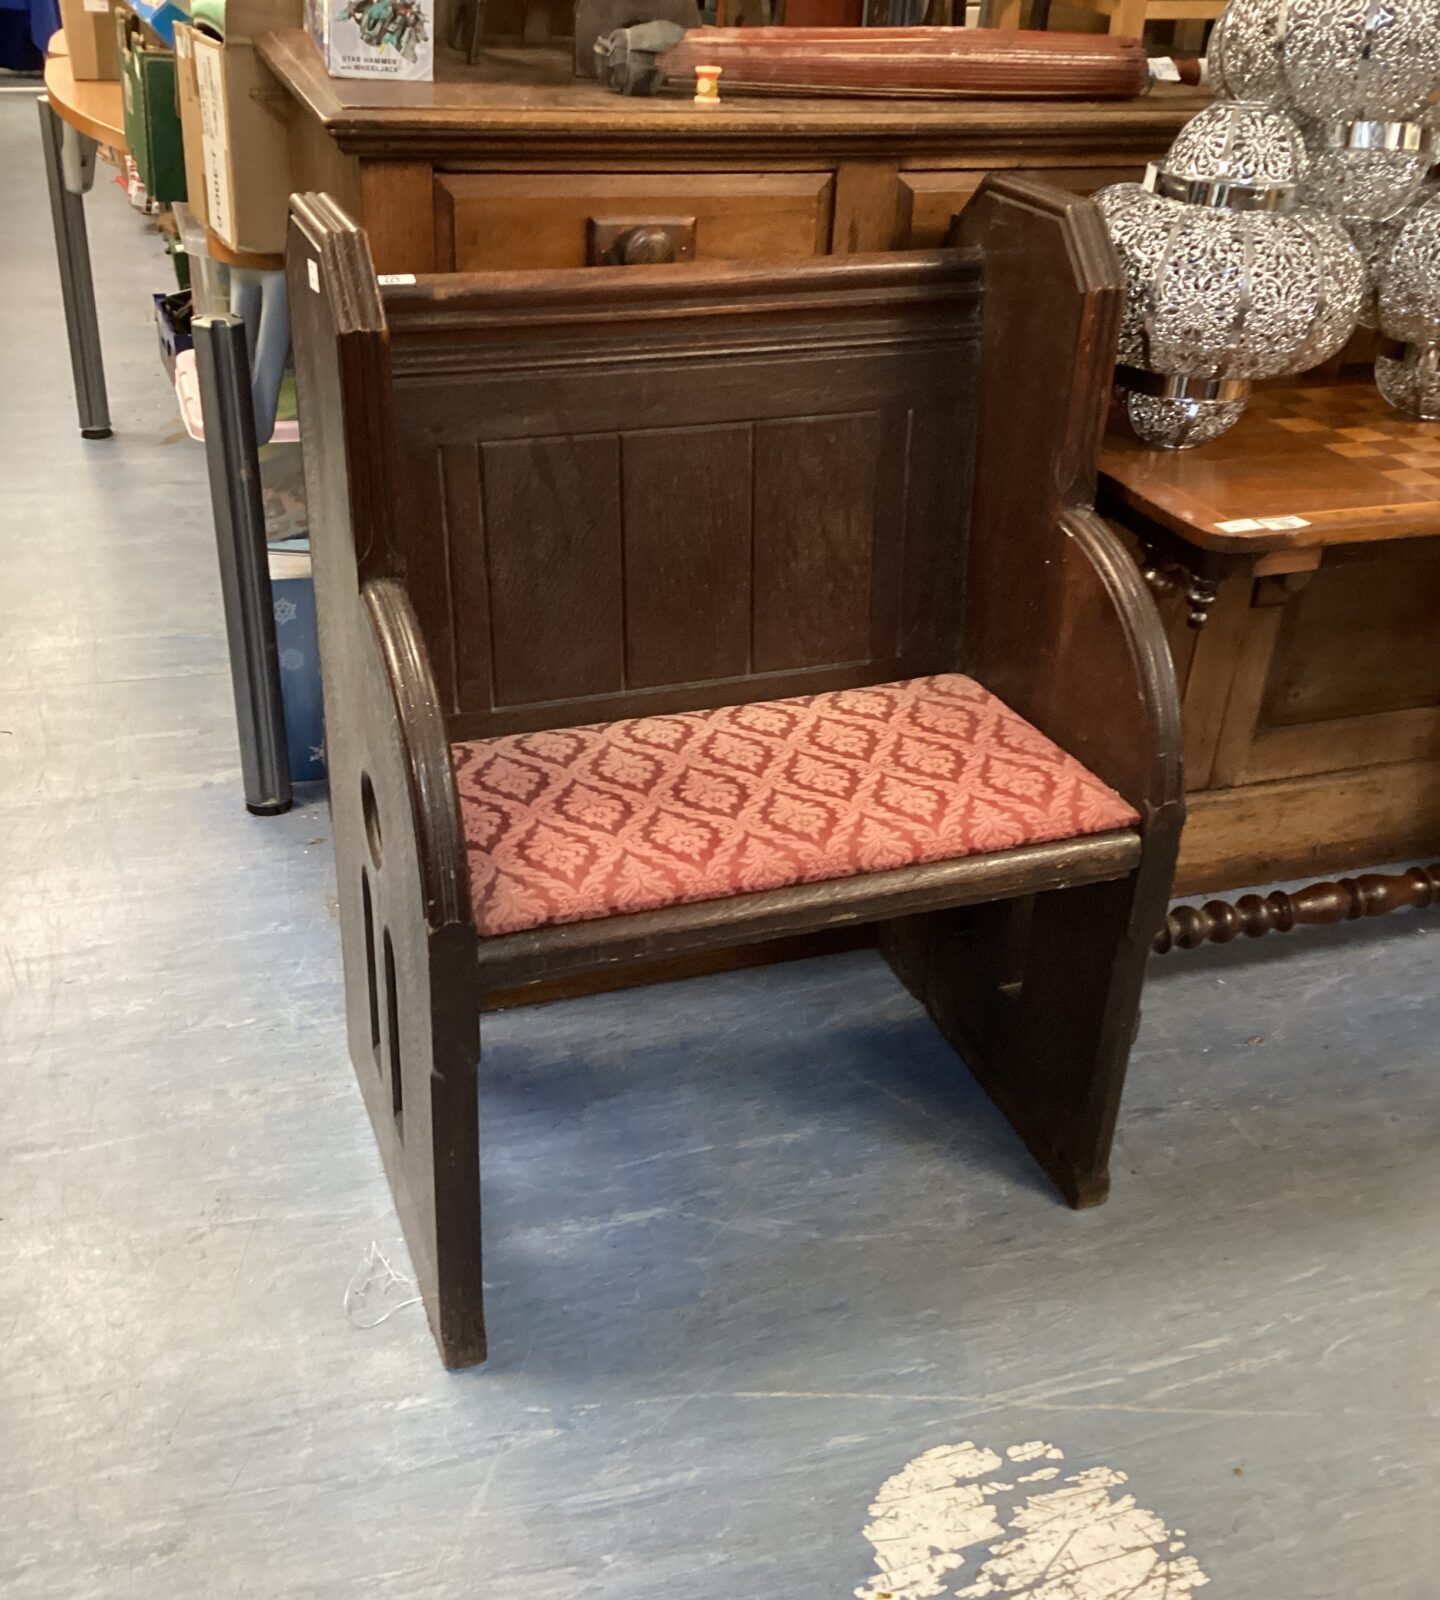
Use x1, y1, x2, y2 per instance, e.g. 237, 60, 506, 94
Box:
194, 314, 293, 816
229, 267, 291, 448
37, 95, 111, 440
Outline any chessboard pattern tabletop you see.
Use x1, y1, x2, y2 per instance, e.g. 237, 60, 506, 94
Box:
1098, 381, 1440, 555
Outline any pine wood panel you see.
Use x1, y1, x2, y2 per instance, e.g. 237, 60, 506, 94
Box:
360, 162, 437, 274
1176, 759, 1440, 894
1243, 705, 1440, 786
897, 165, 1139, 248
1261, 545, 1440, 727
436, 172, 834, 270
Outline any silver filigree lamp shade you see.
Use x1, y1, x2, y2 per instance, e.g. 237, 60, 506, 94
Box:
1155, 98, 1308, 193
1375, 193, 1440, 419
1348, 207, 1416, 327
1282, 0, 1440, 124
1097, 103, 1364, 449
1296, 122, 1434, 224
1208, 0, 1286, 106
1208, 0, 1440, 222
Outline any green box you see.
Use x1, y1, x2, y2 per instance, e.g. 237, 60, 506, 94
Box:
116, 12, 187, 204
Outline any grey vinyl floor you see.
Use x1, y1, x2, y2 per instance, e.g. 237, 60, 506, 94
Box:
2, 91, 1438, 1600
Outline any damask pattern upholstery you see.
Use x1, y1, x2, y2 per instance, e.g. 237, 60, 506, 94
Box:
450, 675, 1139, 939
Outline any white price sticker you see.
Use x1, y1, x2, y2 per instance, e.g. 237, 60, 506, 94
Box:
1214, 515, 1312, 533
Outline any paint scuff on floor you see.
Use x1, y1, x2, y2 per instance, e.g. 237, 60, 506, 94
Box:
855, 1440, 1208, 1600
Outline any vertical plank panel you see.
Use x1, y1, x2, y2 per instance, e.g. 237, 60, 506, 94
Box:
621, 425, 753, 688
831, 160, 901, 253
358, 161, 437, 274
481, 435, 624, 706
868, 407, 911, 665
752, 413, 879, 672
441, 443, 493, 714
391, 441, 457, 712
900, 403, 972, 672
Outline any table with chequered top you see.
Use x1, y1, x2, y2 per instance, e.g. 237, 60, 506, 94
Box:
1097, 379, 1440, 949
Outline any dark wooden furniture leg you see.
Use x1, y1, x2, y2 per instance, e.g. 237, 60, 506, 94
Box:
1155, 863, 1440, 952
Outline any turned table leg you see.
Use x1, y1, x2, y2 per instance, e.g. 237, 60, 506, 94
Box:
1154, 864, 1440, 953
1139, 548, 1221, 628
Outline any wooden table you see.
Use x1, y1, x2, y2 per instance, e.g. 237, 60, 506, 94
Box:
1099, 380, 1440, 949
259, 30, 1205, 274
39, 37, 126, 437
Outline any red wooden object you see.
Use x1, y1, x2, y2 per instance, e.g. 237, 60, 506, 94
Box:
780, 0, 866, 24
659, 27, 1150, 99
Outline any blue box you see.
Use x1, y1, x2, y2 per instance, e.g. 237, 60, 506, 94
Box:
270, 546, 326, 783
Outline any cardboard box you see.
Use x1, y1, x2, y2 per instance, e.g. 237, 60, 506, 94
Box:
192, 0, 302, 257
307, 0, 433, 82
173, 25, 209, 229
57, 0, 118, 80
117, 10, 187, 202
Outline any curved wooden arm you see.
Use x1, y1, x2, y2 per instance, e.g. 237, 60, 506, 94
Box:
1053, 506, 1184, 819
363, 579, 471, 931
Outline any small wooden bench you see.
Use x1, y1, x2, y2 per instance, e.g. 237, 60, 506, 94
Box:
288, 176, 1183, 1368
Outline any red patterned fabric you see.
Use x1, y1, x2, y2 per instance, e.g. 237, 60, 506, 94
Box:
450, 675, 1138, 939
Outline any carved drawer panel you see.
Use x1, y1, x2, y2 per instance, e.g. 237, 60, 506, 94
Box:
435, 172, 836, 270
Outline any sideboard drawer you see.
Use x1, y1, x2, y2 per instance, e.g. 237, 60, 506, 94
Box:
436, 172, 836, 270
896, 166, 1141, 248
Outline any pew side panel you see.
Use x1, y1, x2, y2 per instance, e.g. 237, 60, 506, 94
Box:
288, 195, 485, 1368
883, 178, 1185, 1204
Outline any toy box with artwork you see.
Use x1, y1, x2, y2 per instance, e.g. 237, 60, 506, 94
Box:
306, 0, 432, 81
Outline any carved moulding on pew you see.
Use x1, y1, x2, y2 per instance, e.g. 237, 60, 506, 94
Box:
595, 24, 1150, 97
1154, 864, 1440, 953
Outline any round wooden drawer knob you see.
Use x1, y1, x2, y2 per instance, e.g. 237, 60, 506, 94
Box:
613, 226, 679, 265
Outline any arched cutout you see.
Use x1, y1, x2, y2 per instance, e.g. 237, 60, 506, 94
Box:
383, 928, 403, 1138
362, 869, 380, 1062
361, 771, 383, 869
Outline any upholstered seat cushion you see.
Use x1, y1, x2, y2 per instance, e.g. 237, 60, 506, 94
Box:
450, 675, 1139, 939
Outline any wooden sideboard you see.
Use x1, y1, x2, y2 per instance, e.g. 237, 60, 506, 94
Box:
1100, 380, 1440, 900
259, 30, 1203, 273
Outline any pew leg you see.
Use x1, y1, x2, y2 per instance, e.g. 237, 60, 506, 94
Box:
335, 629, 485, 1367
884, 867, 1164, 1209
346, 879, 487, 1368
